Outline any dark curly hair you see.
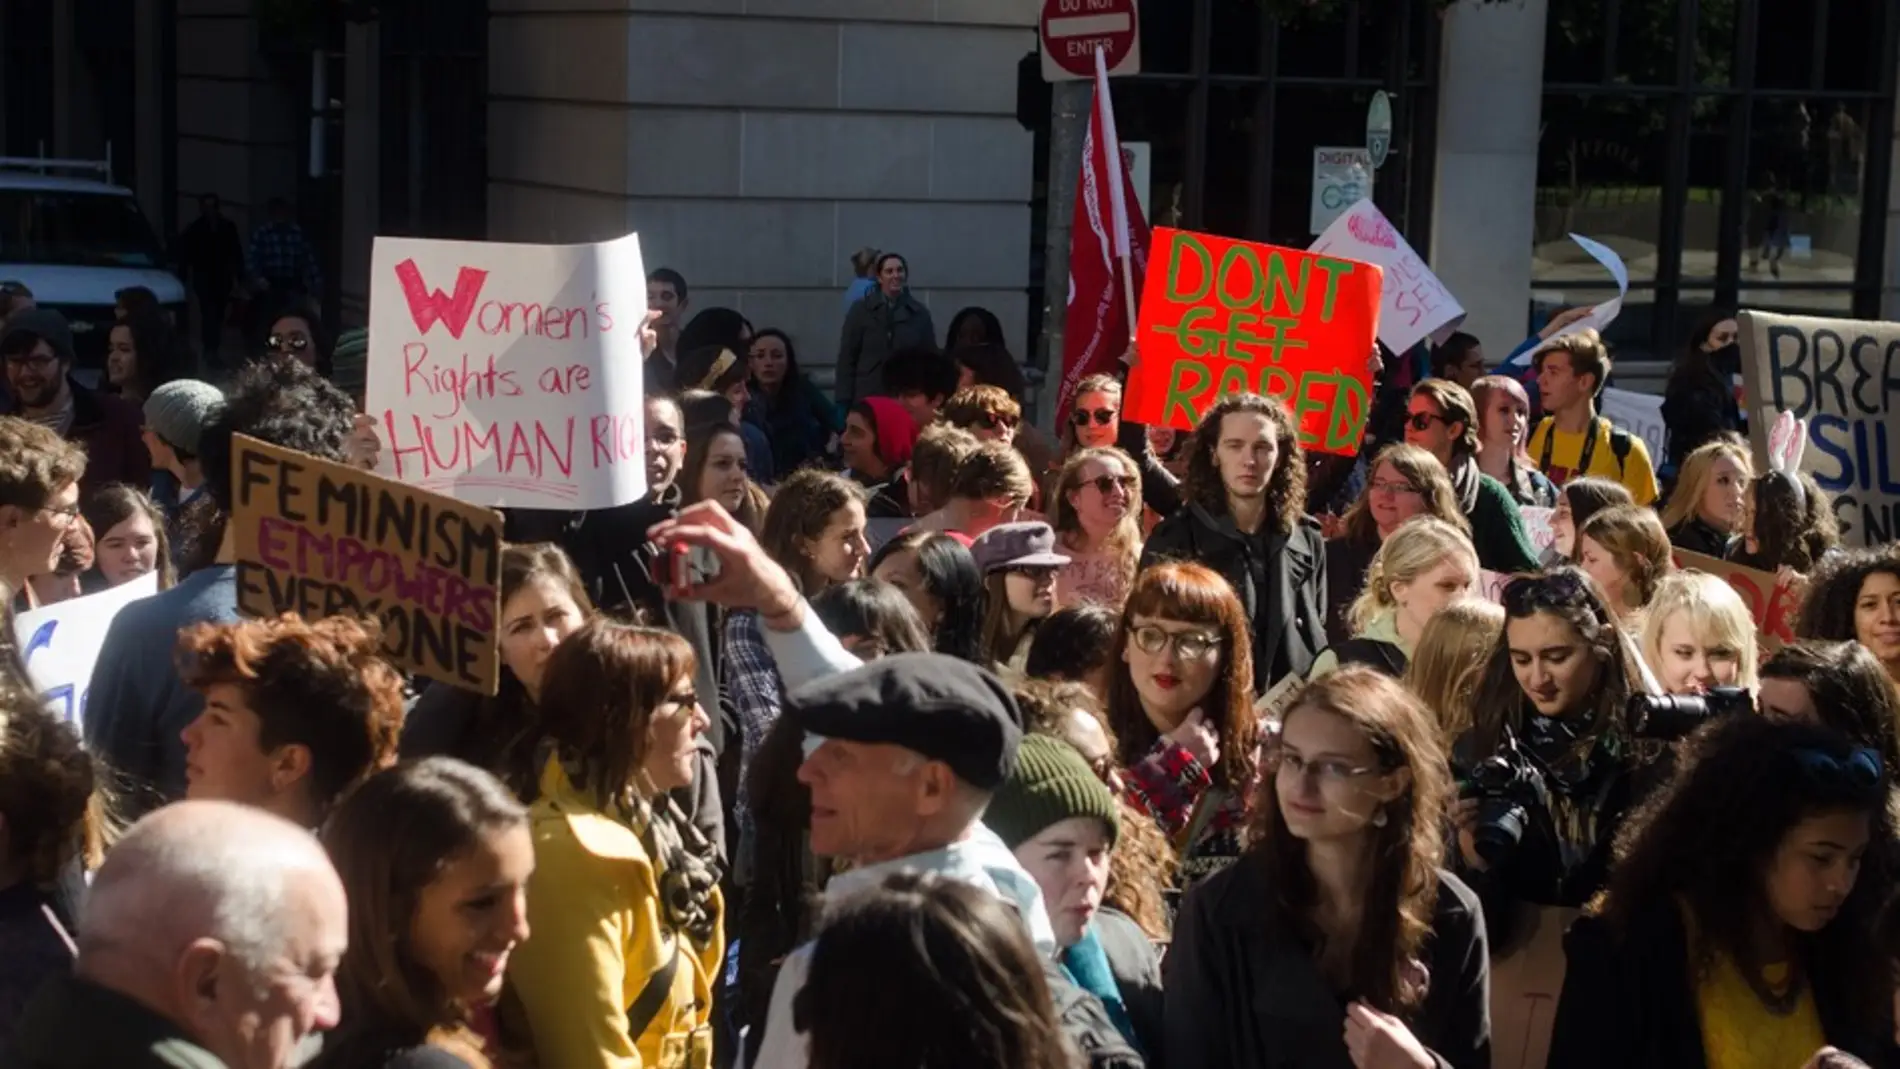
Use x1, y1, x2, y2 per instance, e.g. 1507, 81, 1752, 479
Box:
1798, 546, 1900, 649
1761, 640, 1900, 776
812, 578, 930, 659
180, 354, 357, 572
1593, 715, 1893, 1033
1247, 667, 1452, 1013
177, 614, 406, 814
1180, 392, 1308, 535
0, 694, 99, 886
1734, 470, 1837, 573
1024, 603, 1118, 685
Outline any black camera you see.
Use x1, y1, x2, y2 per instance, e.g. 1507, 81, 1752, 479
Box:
1460, 743, 1548, 869
1625, 686, 1752, 741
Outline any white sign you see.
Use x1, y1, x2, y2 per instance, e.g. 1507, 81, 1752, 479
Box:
1548, 233, 1630, 340
1599, 387, 1667, 462
14, 572, 159, 729
366, 233, 649, 512
1519, 506, 1556, 553
1310, 147, 1373, 235
1311, 199, 1466, 354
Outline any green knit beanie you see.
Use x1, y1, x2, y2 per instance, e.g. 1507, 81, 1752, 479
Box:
985, 735, 1120, 850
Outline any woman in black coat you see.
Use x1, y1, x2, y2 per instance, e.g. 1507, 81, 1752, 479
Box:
1549, 716, 1895, 1069
1659, 310, 1744, 478
1167, 668, 1489, 1069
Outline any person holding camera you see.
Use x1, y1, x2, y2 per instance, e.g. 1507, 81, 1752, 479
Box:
1549, 715, 1894, 1069
1451, 568, 1650, 949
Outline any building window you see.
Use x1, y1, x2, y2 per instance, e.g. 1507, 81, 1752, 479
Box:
1537, 0, 1897, 362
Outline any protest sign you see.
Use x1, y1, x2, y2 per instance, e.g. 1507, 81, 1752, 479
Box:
1519, 506, 1555, 555
232, 435, 505, 693
1477, 569, 1513, 604
1490, 904, 1579, 1069
1738, 310, 1900, 547
1311, 199, 1465, 355
1598, 387, 1667, 463
1672, 549, 1797, 651
1123, 227, 1382, 456
13, 572, 159, 729
1547, 234, 1629, 340
1309, 147, 1372, 235
366, 232, 648, 511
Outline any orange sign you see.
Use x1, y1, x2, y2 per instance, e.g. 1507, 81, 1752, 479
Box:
1123, 227, 1383, 455
1673, 550, 1798, 651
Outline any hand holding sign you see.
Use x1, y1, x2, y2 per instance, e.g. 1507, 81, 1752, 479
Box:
1123, 227, 1382, 455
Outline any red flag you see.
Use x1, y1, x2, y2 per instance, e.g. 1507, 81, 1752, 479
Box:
1057, 50, 1151, 422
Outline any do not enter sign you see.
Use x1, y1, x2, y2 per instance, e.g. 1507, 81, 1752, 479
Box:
1040, 0, 1142, 82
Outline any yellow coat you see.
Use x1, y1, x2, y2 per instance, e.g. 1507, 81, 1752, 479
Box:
506, 759, 725, 1069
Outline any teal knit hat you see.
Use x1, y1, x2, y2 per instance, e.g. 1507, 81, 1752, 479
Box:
985, 735, 1120, 850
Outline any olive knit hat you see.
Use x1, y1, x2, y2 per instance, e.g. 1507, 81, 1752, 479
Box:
984, 734, 1120, 850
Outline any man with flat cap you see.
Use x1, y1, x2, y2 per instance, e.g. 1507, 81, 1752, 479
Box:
646, 501, 1141, 1069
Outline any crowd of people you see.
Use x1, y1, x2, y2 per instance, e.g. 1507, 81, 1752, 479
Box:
0, 261, 1897, 1069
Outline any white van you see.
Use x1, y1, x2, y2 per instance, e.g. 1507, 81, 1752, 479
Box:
0, 157, 187, 372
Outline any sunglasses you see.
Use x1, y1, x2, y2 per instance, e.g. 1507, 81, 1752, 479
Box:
1008, 564, 1059, 580
1082, 474, 1137, 496
268, 334, 311, 352
1071, 408, 1116, 427
1407, 413, 1451, 431
981, 412, 1019, 431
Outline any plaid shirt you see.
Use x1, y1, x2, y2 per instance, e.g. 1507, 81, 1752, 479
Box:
724, 610, 783, 842
1124, 738, 1247, 870
246, 221, 322, 294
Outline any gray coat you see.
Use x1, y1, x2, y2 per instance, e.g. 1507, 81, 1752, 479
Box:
836, 290, 936, 405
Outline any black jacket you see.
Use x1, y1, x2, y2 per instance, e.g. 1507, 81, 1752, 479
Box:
1660, 359, 1742, 473
1096, 908, 1166, 1064
1141, 504, 1327, 693
1549, 904, 1892, 1069
1323, 533, 1377, 648
1165, 857, 1490, 1069
1667, 516, 1735, 560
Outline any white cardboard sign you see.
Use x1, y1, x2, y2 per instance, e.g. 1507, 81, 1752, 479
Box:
1599, 387, 1667, 463
366, 233, 649, 511
1311, 199, 1466, 354
14, 572, 160, 729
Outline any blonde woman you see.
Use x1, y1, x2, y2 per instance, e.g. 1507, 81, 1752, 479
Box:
1310, 516, 1478, 679
1323, 443, 1471, 645
1577, 503, 1674, 622
1050, 446, 1142, 612
1640, 571, 1759, 697
1403, 599, 1506, 745
1659, 434, 1752, 558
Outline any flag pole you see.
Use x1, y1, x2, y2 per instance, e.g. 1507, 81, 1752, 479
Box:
1094, 48, 1138, 339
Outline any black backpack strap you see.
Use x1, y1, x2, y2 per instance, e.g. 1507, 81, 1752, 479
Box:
1604, 419, 1633, 476
626, 941, 684, 1044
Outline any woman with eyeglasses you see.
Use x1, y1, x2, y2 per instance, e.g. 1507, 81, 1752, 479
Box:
941, 385, 1022, 447
1452, 568, 1648, 951
1404, 379, 1542, 577
969, 521, 1069, 671
1323, 443, 1471, 647
1167, 667, 1491, 1069
504, 621, 724, 1069
1311, 516, 1479, 680
1550, 715, 1894, 1069
1107, 561, 1258, 891
263, 298, 331, 376
1060, 372, 1185, 524
1050, 447, 1143, 612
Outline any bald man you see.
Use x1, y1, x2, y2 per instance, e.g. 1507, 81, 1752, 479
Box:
8, 801, 347, 1069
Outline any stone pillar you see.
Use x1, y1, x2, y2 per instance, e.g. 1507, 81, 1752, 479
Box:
487, 0, 1036, 387
1430, 0, 1548, 352
339, 19, 380, 323
1884, 93, 1900, 322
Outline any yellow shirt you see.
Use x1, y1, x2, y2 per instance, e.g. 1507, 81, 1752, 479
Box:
1528, 416, 1659, 505
1695, 954, 1826, 1069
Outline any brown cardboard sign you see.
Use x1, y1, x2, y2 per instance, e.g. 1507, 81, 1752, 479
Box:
231, 434, 504, 694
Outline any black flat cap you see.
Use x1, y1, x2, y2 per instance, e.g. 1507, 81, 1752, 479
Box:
786, 653, 1023, 790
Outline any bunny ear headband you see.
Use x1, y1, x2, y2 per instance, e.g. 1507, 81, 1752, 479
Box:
1763, 410, 1809, 509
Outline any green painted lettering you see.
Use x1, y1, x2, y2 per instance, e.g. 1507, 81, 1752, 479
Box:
1264, 251, 1310, 317
1290, 373, 1331, 448
1163, 358, 1213, 427
1215, 244, 1262, 311
1311, 257, 1356, 321
1166, 233, 1213, 303
1320, 372, 1371, 451
1254, 316, 1309, 365
1215, 362, 1252, 401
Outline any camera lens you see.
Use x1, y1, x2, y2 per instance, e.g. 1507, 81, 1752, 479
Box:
1472, 800, 1529, 867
